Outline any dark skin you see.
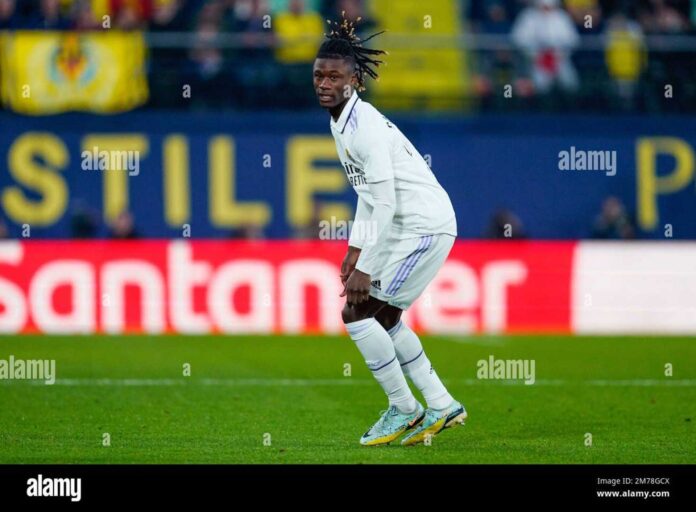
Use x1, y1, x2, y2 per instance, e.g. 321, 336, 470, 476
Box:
314, 56, 403, 329
313, 57, 356, 120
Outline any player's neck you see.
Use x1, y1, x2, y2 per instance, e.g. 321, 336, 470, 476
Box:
330, 97, 350, 122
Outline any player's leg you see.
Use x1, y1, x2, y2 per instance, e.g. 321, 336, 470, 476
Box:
375, 305, 454, 411
374, 234, 467, 445
342, 297, 424, 445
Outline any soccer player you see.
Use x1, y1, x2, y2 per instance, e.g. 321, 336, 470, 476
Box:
313, 16, 467, 446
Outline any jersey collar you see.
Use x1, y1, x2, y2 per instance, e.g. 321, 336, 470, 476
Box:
330, 90, 360, 134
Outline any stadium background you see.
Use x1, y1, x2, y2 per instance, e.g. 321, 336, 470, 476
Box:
2, 0, 696, 335
0, 0, 694, 464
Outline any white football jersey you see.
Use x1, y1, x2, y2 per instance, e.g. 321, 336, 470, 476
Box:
330, 90, 457, 241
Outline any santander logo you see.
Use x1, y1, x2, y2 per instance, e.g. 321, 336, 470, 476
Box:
0, 240, 564, 335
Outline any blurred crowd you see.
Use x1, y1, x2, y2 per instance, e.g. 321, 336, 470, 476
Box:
484, 195, 637, 240
470, 0, 696, 111
1, 0, 696, 111
0, 0, 360, 31
1, 0, 693, 35
0, 195, 637, 241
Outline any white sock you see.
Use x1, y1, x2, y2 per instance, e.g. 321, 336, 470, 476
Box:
387, 320, 454, 410
346, 318, 417, 414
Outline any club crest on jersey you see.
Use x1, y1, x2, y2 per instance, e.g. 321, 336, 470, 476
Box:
346, 148, 359, 164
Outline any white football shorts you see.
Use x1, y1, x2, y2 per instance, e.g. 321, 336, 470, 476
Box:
368, 233, 455, 310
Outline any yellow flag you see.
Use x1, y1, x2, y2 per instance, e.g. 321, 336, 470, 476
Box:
0, 31, 149, 115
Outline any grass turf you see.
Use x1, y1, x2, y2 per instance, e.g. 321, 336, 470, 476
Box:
0, 334, 694, 464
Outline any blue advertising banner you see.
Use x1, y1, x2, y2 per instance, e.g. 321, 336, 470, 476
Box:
1, 111, 695, 239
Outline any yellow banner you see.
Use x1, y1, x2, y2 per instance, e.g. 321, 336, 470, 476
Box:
0, 31, 148, 115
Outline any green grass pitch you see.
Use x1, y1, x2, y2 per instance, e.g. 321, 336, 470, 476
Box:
0, 334, 694, 463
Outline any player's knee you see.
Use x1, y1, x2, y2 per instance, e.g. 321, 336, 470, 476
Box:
342, 303, 369, 324
341, 303, 358, 324
376, 309, 402, 332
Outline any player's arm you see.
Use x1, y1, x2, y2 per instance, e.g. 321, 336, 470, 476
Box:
348, 196, 372, 250
340, 197, 372, 289
344, 123, 396, 304
354, 179, 395, 276
344, 180, 396, 304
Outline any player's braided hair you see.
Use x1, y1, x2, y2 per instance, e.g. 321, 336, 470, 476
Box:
316, 12, 387, 92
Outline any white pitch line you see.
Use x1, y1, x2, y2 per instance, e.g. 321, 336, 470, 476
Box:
437, 336, 507, 346
2, 378, 696, 387
25, 378, 373, 387
582, 379, 696, 387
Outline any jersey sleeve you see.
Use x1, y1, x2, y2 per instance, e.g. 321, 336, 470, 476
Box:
348, 196, 373, 249
354, 178, 396, 275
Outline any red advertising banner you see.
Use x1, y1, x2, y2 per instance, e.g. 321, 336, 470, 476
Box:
0, 240, 575, 335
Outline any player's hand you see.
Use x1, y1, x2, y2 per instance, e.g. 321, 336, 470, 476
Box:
340, 246, 361, 290
343, 269, 371, 305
